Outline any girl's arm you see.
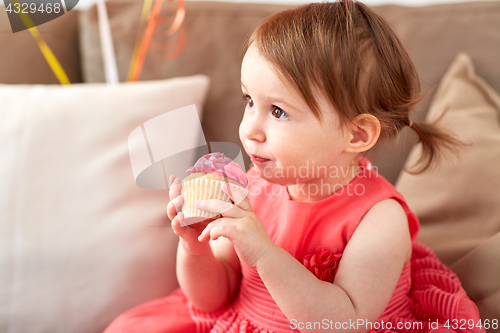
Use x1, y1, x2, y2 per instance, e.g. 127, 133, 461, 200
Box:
175, 236, 241, 312
176, 238, 241, 312
168, 177, 241, 313
198, 193, 411, 333
256, 198, 412, 333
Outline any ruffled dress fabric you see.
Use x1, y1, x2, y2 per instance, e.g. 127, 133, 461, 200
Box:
104, 157, 484, 333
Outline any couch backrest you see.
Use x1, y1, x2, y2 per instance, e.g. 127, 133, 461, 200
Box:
4, 0, 500, 184
0, 7, 82, 84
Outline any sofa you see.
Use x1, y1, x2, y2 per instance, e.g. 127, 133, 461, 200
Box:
1, 1, 499, 332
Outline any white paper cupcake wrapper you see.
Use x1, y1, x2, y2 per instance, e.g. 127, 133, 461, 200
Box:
180, 178, 248, 227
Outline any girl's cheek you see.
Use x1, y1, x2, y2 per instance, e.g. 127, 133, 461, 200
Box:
238, 116, 247, 142
239, 110, 254, 142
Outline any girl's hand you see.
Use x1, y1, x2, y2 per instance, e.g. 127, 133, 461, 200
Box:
167, 176, 209, 256
197, 183, 276, 268
166, 176, 183, 221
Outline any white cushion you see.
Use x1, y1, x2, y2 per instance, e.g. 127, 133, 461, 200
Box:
0, 76, 210, 333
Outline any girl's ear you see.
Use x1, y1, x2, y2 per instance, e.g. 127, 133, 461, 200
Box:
345, 114, 381, 153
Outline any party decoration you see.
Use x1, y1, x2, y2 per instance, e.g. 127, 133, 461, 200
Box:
128, 0, 186, 82
8, 0, 70, 85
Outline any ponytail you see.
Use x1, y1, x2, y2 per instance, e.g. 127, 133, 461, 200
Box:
404, 107, 466, 174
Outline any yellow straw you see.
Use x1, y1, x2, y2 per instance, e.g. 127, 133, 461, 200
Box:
13, 0, 70, 85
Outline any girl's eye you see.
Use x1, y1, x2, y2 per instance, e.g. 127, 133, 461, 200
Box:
242, 94, 289, 120
271, 107, 289, 120
242, 94, 254, 108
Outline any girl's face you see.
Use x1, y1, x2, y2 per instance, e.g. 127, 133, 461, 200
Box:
239, 45, 356, 188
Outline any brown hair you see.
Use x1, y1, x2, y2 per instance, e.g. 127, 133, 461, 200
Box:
246, 0, 462, 173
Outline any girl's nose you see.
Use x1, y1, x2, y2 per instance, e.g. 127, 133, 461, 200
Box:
241, 112, 266, 143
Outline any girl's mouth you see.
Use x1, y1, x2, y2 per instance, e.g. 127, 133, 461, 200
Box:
250, 154, 270, 165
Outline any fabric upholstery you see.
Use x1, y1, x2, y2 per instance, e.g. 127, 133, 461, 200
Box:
396, 52, 500, 329
79, 1, 500, 184
0, 7, 82, 84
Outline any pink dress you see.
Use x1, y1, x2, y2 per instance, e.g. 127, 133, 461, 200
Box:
104, 157, 484, 333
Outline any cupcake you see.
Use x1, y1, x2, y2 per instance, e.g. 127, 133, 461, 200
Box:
180, 152, 248, 230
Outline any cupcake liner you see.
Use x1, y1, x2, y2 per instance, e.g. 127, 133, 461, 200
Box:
180, 177, 249, 227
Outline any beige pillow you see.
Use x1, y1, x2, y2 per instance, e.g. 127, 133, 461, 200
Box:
395, 52, 500, 326
0, 75, 209, 333
396, 52, 500, 266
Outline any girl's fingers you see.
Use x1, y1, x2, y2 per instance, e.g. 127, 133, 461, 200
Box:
171, 212, 186, 237
221, 183, 251, 211
174, 195, 184, 213
208, 222, 236, 241
167, 195, 184, 220
196, 199, 241, 218
198, 218, 237, 242
169, 177, 182, 201
197, 222, 214, 242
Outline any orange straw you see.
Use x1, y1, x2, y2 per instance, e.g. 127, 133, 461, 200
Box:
128, 0, 186, 82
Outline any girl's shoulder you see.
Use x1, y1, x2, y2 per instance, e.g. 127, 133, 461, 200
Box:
355, 156, 420, 242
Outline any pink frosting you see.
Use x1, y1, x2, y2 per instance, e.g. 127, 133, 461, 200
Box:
187, 152, 248, 188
